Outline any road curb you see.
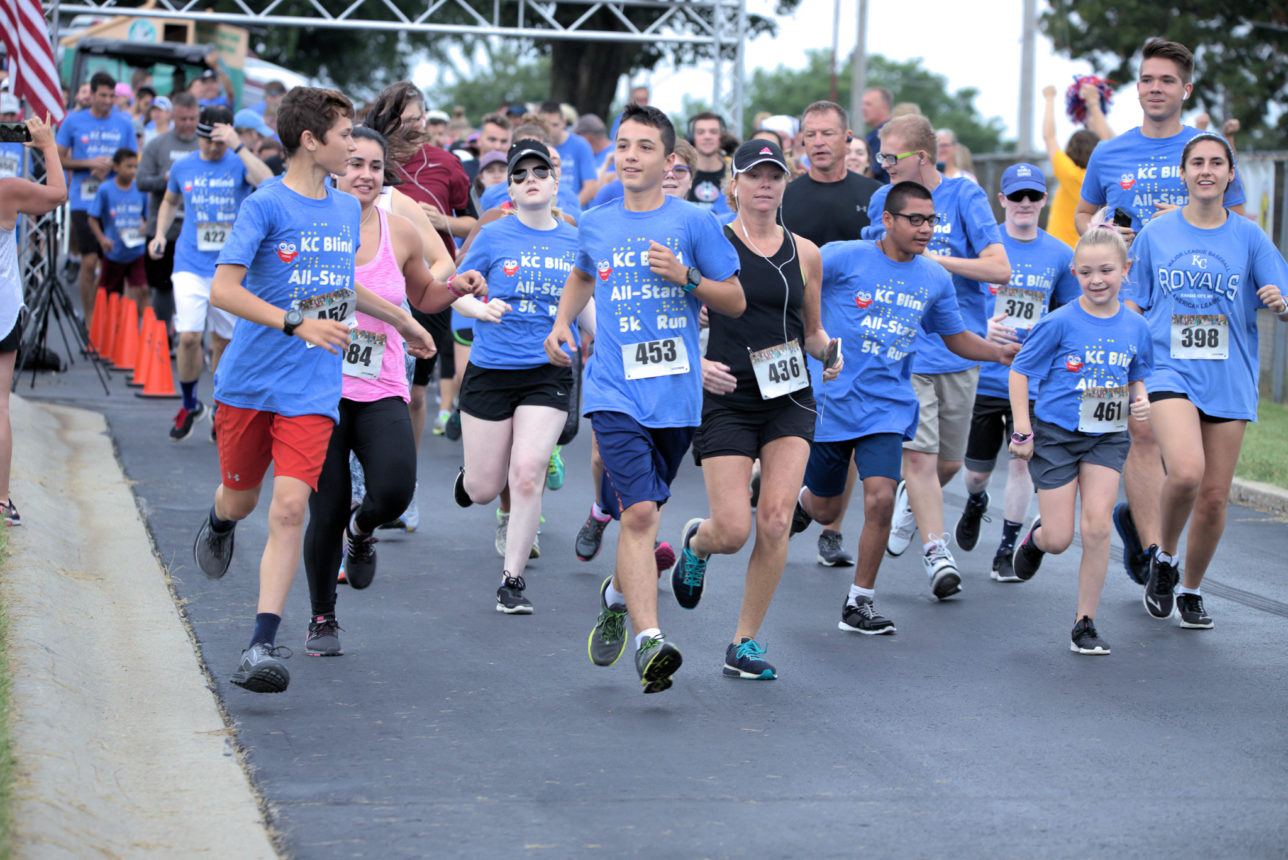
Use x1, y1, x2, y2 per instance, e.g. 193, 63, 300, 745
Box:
1230, 477, 1288, 518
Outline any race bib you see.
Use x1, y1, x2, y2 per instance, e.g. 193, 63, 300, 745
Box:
295, 288, 356, 326
119, 227, 145, 248
749, 339, 808, 400
196, 220, 232, 251
341, 329, 386, 380
80, 177, 101, 200
622, 337, 689, 380
0, 155, 18, 178
1078, 385, 1128, 433
994, 285, 1043, 328
1170, 314, 1228, 360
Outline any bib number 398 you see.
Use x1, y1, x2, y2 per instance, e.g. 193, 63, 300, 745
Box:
1078, 385, 1128, 433
622, 337, 689, 380
750, 339, 808, 400
1170, 314, 1228, 360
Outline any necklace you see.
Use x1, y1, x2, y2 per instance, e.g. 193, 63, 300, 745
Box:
360, 205, 375, 229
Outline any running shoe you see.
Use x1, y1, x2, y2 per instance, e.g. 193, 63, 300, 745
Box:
336, 559, 348, 586
886, 480, 917, 556
444, 409, 462, 441
749, 469, 761, 509
453, 467, 472, 508
653, 541, 675, 577
1143, 547, 1179, 620
924, 536, 962, 600
1, 499, 19, 527
431, 409, 451, 435
230, 643, 292, 693
531, 524, 541, 560
1113, 503, 1150, 585
838, 596, 896, 635
954, 491, 990, 552
1012, 517, 1044, 582
789, 496, 812, 538
496, 574, 534, 614
671, 518, 708, 609
305, 615, 343, 656
193, 515, 235, 580
816, 529, 854, 567
723, 638, 776, 680
576, 508, 611, 561
546, 445, 565, 491
169, 400, 206, 442
1177, 593, 1213, 629
990, 548, 1019, 583
635, 634, 683, 694
1070, 616, 1111, 655
588, 577, 628, 666
344, 524, 379, 590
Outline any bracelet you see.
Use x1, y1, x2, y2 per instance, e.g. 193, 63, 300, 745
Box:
234, 142, 245, 154
445, 276, 465, 298
1010, 431, 1033, 444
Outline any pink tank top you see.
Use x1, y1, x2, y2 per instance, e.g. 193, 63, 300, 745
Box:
344, 206, 410, 403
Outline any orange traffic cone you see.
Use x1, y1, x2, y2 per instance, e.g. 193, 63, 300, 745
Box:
87, 288, 108, 356
128, 306, 157, 388
100, 292, 121, 365
112, 299, 139, 371
135, 318, 180, 399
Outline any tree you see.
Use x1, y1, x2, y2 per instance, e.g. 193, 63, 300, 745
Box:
745, 51, 1009, 153
1040, 0, 1288, 149
437, 47, 551, 122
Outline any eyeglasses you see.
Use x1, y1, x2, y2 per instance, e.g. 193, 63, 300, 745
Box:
891, 211, 939, 227
875, 150, 920, 167
1006, 189, 1044, 203
665, 165, 691, 177
509, 166, 551, 183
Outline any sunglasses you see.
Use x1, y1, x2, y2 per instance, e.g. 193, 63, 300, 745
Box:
509, 166, 551, 183
891, 211, 940, 227
1006, 189, 1044, 203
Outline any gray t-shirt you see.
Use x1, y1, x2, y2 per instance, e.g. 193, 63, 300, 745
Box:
136, 130, 199, 239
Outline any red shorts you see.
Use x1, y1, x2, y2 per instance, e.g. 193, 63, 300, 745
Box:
214, 402, 334, 491
99, 255, 147, 293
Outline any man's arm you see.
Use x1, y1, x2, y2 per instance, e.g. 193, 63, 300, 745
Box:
544, 267, 596, 365
148, 191, 182, 257
210, 124, 271, 186
135, 138, 169, 193
211, 263, 351, 352
645, 239, 745, 317
942, 329, 1019, 365
928, 242, 1011, 286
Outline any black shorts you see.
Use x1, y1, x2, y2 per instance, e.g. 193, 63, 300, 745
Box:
1149, 390, 1237, 424
70, 210, 99, 256
692, 396, 815, 465
0, 314, 23, 352
143, 229, 177, 292
458, 362, 572, 422
411, 308, 455, 386
453, 327, 473, 347
964, 395, 1036, 472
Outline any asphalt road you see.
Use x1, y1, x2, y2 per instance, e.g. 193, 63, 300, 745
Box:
17, 339, 1288, 858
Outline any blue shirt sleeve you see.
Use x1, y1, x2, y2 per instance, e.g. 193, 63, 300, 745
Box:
862, 185, 889, 240
1129, 315, 1153, 382
1011, 313, 1062, 383
921, 267, 967, 336
88, 185, 108, 219
1079, 144, 1107, 207
457, 221, 493, 276
959, 183, 1003, 254
216, 194, 268, 269
689, 208, 739, 282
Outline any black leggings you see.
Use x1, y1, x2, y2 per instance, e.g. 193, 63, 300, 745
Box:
304, 396, 416, 616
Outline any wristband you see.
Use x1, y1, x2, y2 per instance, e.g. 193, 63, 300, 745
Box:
1010, 431, 1033, 444
234, 142, 245, 154
446, 276, 466, 299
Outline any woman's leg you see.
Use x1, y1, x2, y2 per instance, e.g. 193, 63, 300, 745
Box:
691, 455, 754, 558
1151, 398, 1207, 557
501, 405, 565, 578
349, 399, 417, 533
1074, 463, 1122, 620
1182, 419, 1247, 588
303, 401, 356, 616
460, 412, 514, 505
0, 349, 15, 505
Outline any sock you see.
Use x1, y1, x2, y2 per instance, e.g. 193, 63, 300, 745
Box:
348, 510, 367, 537
590, 502, 610, 521
605, 579, 626, 608
209, 504, 234, 533
635, 627, 661, 649
180, 380, 198, 411
249, 612, 281, 648
998, 519, 1023, 552
1157, 550, 1176, 566
848, 584, 875, 604
1178, 586, 1200, 596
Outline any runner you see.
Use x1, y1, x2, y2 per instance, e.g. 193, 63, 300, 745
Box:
149, 106, 271, 442
301, 125, 480, 655
674, 138, 840, 679
1124, 134, 1288, 628
545, 104, 743, 694
538, 101, 597, 205
190, 86, 436, 693
1007, 222, 1153, 655
87, 148, 150, 310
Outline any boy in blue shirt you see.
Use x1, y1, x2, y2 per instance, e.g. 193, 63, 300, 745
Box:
87, 148, 150, 311
545, 104, 744, 694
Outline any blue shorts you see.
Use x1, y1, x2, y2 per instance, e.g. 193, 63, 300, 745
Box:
590, 411, 695, 519
803, 433, 903, 497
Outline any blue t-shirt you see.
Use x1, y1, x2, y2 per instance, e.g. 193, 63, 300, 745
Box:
168, 151, 253, 278
88, 180, 149, 264
478, 181, 582, 220
55, 108, 138, 210
864, 176, 1004, 374
1079, 126, 1246, 231
0, 142, 23, 178
1011, 301, 1153, 434
554, 133, 597, 195
590, 178, 624, 209
578, 196, 740, 427
458, 216, 579, 369
213, 182, 361, 421
1125, 210, 1288, 421
814, 240, 965, 442
976, 229, 1079, 399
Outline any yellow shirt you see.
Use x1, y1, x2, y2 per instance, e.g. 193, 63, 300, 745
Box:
1047, 149, 1084, 248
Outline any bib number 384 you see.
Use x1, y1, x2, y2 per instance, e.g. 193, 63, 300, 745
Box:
750, 339, 808, 400
622, 337, 689, 380
1078, 385, 1128, 433
341, 329, 386, 380
1170, 314, 1228, 360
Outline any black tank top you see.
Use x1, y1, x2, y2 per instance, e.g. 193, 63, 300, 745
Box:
705, 224, 814, 411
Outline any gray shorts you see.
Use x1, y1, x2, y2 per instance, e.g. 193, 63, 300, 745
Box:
1027, 418, 1131, 490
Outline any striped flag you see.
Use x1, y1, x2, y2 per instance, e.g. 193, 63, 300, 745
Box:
0, 0, 64, 123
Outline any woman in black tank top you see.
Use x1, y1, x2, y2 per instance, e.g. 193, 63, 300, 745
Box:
671, 140, 841, 681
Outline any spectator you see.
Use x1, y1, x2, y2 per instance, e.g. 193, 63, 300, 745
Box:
1042, 83, 1112, 248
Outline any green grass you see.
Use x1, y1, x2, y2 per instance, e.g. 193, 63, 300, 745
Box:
0, 525, 11, 860
1237, 398, 1288, 489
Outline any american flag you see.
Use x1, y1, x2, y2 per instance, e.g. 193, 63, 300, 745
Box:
0, 0, 65, 123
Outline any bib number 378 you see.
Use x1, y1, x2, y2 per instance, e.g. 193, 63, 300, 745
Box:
622, 337, 689, 380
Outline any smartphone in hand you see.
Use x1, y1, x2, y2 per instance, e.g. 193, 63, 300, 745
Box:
0, 122, 31, 144
824, 337, 842, 370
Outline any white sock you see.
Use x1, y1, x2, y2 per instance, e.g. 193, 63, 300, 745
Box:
1178, 585, 1200, 596
591, 501, 610, 521
635, 627, 661, 649
605, 579, 626, 607
1157, 550, 1176, 566
848, 584, 875, 604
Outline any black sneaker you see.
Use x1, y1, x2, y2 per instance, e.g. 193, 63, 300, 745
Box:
990, 548, 1020, 582
671, 518, 708, 610
1144, 548, 1179, 619
169, 400, 206, 441
816, 529, 855, 567
635, 634, 682, 694
444, 408, 462, 441
838, 596, 896, 635
453, 467, 472, 508
588, 577, 629, 667
209, 403, 218, 443
193, 515, 235, 580
305, 615, 343, 656
1113, 503, 1150, 585
1176, 592, 1213, 629
749, 470, 761, 509
1070, 616, 1111, 655
496, 574, 534, 614
1, 499, 19, 526
576, 510, 610, 561
954, 492, 990, 552
789, 497, 812, 538
1012, 517, 1044, 582
230, 642, 292, 692
344, 525, 379, 590
723, 638, 776, 680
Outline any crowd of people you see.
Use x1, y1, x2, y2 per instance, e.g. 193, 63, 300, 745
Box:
0, 35, 1284, 695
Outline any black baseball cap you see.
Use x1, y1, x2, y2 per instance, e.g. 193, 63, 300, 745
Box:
732, 138, 789, 174
506, 139, 554, 175
196, 105, 234, 139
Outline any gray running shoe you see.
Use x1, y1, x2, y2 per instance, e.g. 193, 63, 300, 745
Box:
838, 596, 896, 635
194, 515, 235, 580
576, 510, 611, 561
1177, 593, 1213, 629
496, 574, 534, 614
634, 634, 683, 694
169, 400, 206, 442
588, 577, 629, 666
305, 615, 343, 656
1070, 616, 1111, 655
230, 642, 292, 692
924, 537, 962, 600
817, 529, 854, 567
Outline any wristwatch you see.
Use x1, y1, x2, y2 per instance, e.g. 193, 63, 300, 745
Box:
1010, 431, 1033, 444
683, 265, 702, 293
282, 308, 304, 337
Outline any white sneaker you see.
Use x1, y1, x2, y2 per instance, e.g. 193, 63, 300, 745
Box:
924, 535, 962, 600
886, 480, 917, 556
400, 481, 419, 532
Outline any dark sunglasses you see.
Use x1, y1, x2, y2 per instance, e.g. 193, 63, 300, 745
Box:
1006, 189, 1044, 203
891, 211, 939, 227
510, 166, 551, 183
